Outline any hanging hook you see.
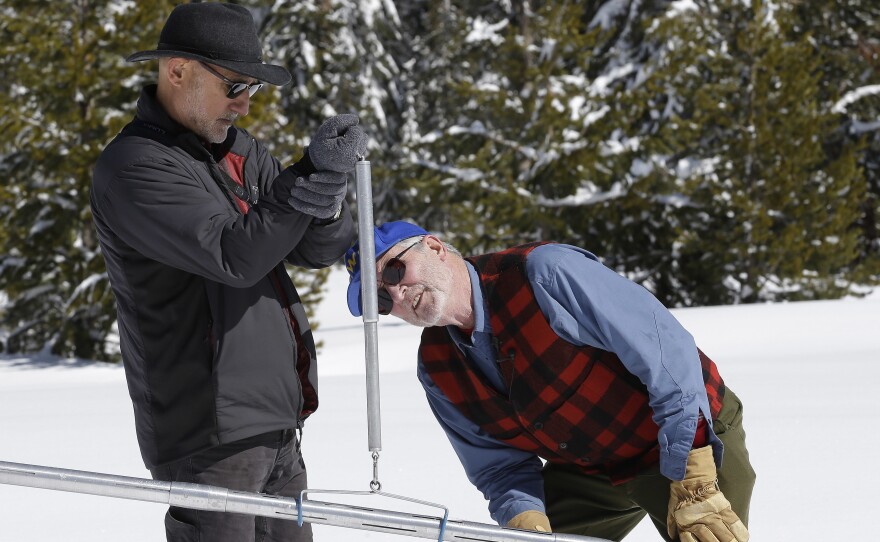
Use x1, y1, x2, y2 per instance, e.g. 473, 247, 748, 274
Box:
370, 451, 382, 492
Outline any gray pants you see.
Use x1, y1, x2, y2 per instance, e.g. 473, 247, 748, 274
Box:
150, 429, 313, 542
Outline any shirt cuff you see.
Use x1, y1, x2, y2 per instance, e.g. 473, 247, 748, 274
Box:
493, 492, 546, 526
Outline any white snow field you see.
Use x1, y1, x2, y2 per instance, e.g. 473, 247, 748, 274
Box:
1, 267, 878, 541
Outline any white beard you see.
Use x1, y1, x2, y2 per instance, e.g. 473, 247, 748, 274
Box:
181, 76, 236, 144
396, 263, 452, 328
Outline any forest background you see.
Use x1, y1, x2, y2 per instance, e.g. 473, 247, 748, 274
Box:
0, 0, 878, 362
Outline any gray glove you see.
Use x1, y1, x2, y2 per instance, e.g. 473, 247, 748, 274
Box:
307, 114, 368, 173
288, 171, 347, 219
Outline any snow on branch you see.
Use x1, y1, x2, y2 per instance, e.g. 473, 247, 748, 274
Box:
833, 85, 880, 134
465, 17, 508, 45
411, 157, 484, 183
666, 0, 699, 19
832, 85, 880, 114
536, 182, 628, 207
852, 119, 880, 133
446, 122, 539, 160
589, 0, 630, 30
66, 273, 108, 309
590, 63, 636, 98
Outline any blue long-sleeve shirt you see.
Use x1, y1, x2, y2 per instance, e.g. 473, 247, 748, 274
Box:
416, 244, 721, 526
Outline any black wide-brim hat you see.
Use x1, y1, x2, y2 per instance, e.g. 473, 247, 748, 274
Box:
127, 2, 291, 86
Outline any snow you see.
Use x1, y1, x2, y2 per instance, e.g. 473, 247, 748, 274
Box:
582, 104, 610, 129
1, 266, 879, 541
850, 119, 880, 134
536, 182, 627, 207
666, 0, 699, 18
589, 0, 630, 30
832, 84, 880, 114
464, 18, 509, 46
589, 63, 636, 97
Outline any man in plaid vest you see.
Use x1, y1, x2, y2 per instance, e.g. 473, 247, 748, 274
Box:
345, 221, 754, 542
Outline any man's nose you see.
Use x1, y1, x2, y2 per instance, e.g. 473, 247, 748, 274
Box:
229, 93, 250, 116
384, 282, 407, 303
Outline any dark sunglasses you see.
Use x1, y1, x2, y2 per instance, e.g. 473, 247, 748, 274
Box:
199, 62, 264, 99
377, 239, 422, 315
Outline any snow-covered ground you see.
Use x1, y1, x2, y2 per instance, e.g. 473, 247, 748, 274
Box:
1, 266, 877, 541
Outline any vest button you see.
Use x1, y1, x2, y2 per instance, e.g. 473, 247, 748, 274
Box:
580, 457, 591, 463
534, 422, 543, 430
559, 442, 568, 450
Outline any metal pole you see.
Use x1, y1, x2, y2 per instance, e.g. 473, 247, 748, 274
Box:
355, 159, 382, 456
0, 461, 609, 542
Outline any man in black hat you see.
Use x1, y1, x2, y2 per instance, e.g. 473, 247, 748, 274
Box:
90, 3, 366, 541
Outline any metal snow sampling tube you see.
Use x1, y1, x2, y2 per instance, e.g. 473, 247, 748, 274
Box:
0, 461, 610, 542
356, 157, 386, 493
356, 158, 382, 456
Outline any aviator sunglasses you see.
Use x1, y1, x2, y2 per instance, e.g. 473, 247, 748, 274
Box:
377, 239, 423, 315
199, 62, 265, 99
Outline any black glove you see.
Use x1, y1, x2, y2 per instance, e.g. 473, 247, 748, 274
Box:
288, 171, 347, 219
307, 114, 368, 173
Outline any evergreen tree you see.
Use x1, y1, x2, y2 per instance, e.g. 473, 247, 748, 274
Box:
2, 0, 875, 361
0, 0, 175, 359
531, 0, 694, 302
620, 0, 867, 304
383, 0, 709, 304
789, 0, 880, 289
385, 0, 872, 305
391, 1, 632, 252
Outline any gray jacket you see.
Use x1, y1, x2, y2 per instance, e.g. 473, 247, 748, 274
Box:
91, 86, 355, 469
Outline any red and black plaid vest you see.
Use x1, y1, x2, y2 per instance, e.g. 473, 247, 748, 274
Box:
420, 243, 726, 483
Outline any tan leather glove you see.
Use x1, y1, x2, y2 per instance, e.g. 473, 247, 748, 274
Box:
507, 510, 551, 532
667, 446, 749, 541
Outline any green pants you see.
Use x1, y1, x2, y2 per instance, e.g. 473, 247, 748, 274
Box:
543, 388, 755, 541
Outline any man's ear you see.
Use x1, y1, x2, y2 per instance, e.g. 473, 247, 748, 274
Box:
424, 235, 447, 260
162, 57, 190, 89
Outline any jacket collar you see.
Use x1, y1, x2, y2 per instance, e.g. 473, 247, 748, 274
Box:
135, 85, 188, 137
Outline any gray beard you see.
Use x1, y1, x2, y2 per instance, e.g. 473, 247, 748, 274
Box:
182, 79, 236, 143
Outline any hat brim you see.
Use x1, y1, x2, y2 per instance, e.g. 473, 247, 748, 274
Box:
347, 274, 363, 317
126, 50, 291, 86
346, 241, 398, 317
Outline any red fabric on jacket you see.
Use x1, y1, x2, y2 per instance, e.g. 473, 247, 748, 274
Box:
223, 154, 318, 417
